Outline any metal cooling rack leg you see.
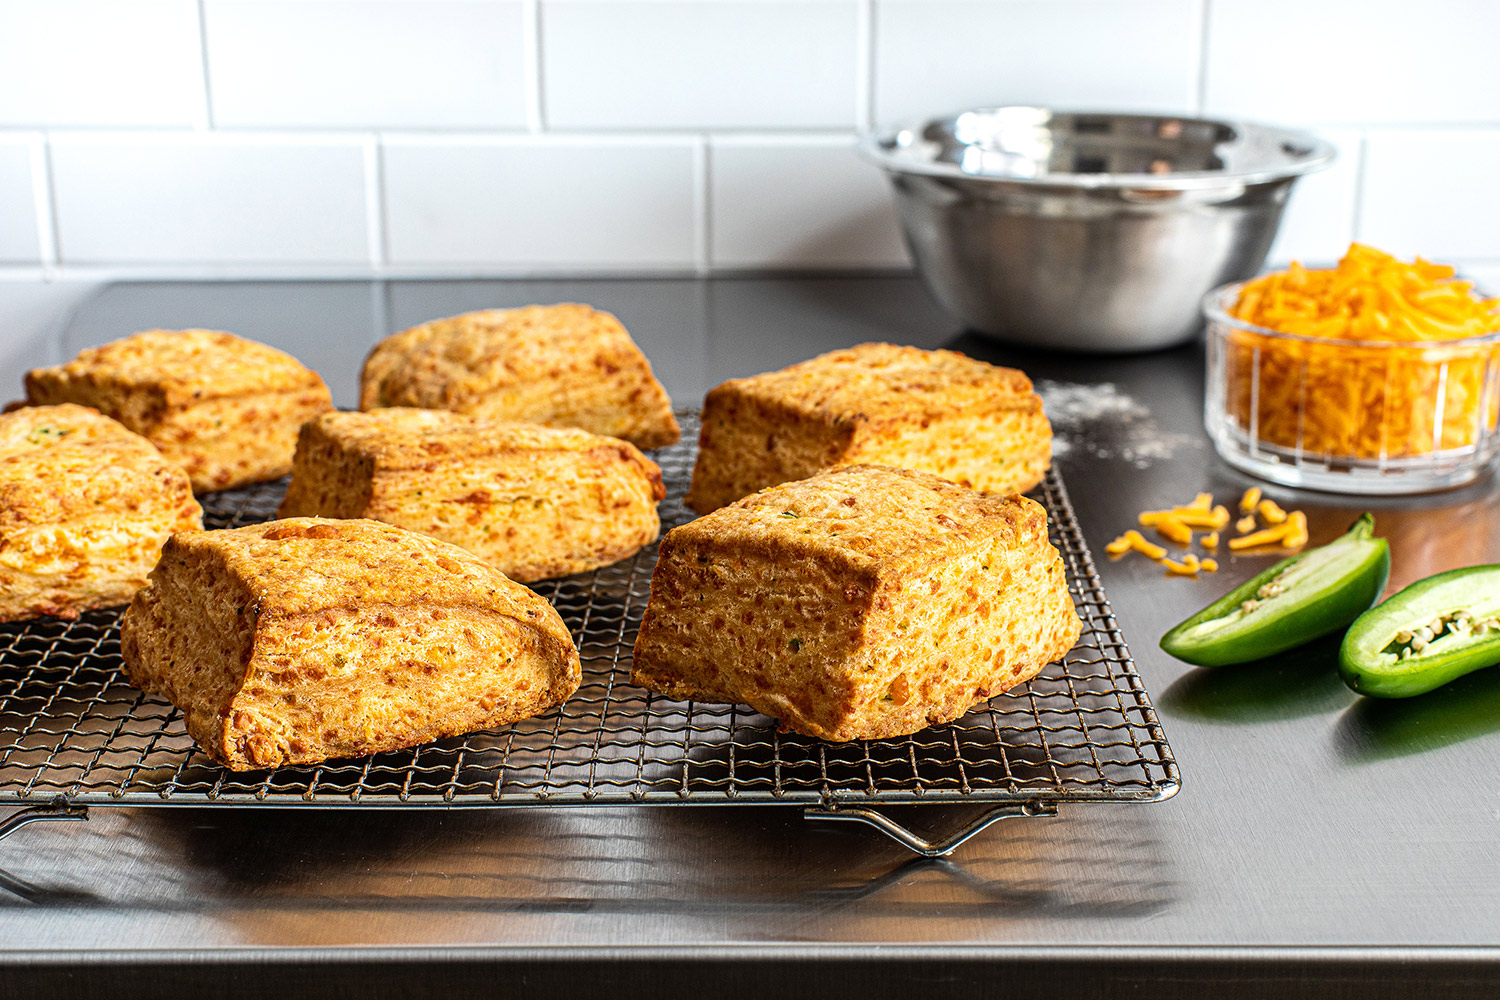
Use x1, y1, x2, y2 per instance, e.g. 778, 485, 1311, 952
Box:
0, 804, 88, 845
803, 801, 1057, 857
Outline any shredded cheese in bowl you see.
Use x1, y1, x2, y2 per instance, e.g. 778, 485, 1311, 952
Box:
1204, 244, 1500, 494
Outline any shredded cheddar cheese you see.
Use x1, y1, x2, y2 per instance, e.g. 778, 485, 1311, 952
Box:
1229, 520, 1303, 550
1112, 492, 1307, 574
1258, 499, 1288, 525
1108, 529, 1167, 561
1151, 515, 1193, 546
1140, 505, 1229, 530
1283, 510, 1309, 548
1163, 554, 1200, 576
1224, 244, 1500, 461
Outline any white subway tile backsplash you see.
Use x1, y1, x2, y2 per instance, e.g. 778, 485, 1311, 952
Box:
0, 0, 204, 128
1463, 264, 1500, 298
1204, 0, 1500, 125
542, 1, 859, 129
382, 137, 697, 267
49, 136, 370, 264
709, 137, 907, 268
0, 137, 42, 264
873, 0, 1202, 125
204, 0, 527, 129
1359, 130, 1500, 262
0, 0, 1494, 281
1265, 129, 1362, 267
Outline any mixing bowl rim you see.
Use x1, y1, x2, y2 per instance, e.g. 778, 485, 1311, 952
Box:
858, 107, 1336, 190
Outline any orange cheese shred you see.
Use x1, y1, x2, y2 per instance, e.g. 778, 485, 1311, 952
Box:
1162, 554, 1201, 576
1228, 522, 1304, 550
1152, 515, 1193, 546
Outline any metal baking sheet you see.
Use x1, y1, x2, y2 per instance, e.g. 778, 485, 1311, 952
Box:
0, 412, 1178, 810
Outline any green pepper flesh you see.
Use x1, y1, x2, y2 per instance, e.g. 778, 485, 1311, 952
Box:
1160, 513, 1390, 667
1339, 564, 1500, 698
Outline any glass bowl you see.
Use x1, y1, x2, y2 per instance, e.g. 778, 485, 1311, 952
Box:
1203, 281, 1500, 494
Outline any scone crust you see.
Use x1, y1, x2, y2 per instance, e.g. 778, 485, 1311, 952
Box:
360, 304, 680, 449
25, 329, 333, 493
685, 342, 1052, 513
120, 517, 581, 770
0, 404, 203, 621
634, 464, 1081, 741
278, 408, 665, 582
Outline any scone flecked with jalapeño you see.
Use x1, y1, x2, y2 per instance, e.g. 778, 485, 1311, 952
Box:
685, 342, 1051, 513
633, 464, 1081, 741
121, 518, 580, 770
279, 408, 664, 583
0, 403, 202, 622
361, 304, 679, 450
25, 329, 333, 493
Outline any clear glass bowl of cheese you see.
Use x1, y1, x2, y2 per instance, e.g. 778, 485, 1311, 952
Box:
1204, 245, 1500, 495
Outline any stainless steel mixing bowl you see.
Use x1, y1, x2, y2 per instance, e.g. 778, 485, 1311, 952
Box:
858, 108, 1335, 352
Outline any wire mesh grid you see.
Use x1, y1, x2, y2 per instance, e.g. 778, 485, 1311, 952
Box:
0, 412, 1177, 810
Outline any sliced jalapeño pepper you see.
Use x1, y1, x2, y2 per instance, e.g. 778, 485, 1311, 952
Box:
1339, 564, 1500, 698
1160, 513, 1389, 667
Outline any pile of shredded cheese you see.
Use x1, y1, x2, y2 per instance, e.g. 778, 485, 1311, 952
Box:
1223, 244, 1500, 460
1106, 487, 1307, 577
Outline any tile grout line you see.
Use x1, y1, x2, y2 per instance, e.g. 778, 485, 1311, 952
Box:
1194, 0, 1212, 115
194, 0, 215, 130
855, 0, 874, 130
694, 136, 711, 276
523, 0, 545, 133
363, 134, 387, 267
1349, 132, 1370, 242
30, 134, 60, 276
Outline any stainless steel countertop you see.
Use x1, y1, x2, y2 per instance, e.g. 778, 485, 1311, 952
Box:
4, 277, 1499, 998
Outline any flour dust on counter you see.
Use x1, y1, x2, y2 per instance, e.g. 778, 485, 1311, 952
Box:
1037, 380, 1202, 469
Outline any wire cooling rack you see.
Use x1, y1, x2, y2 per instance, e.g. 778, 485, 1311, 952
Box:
0, 412, 1177, 855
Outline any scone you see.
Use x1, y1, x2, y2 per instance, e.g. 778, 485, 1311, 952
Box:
278, 408, 665, 583
0, 404, 203, 622
360, 304, 679, 450
685, 342, 1051, 513
120, 517, 581, 770
633, 464, 1081, 742
25, 329, 334, 493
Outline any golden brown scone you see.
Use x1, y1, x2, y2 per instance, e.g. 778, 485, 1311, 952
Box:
25, 329, 334, 493
360, 304, 679, 450
278, 408, 665, 583
685, 342, 1051, 513
0, 404, 203, 622
120, 517, 581, 771
633, 465, 1081, 742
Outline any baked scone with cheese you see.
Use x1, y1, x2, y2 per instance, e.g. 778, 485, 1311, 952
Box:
278, 408, 665, 583
0, 404, 202, 622
25, 329, 334, 493
633, 465, 1081, 742
360, 304, 679, 450
120, 517, 581, 771
685, 343, 1051, 513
